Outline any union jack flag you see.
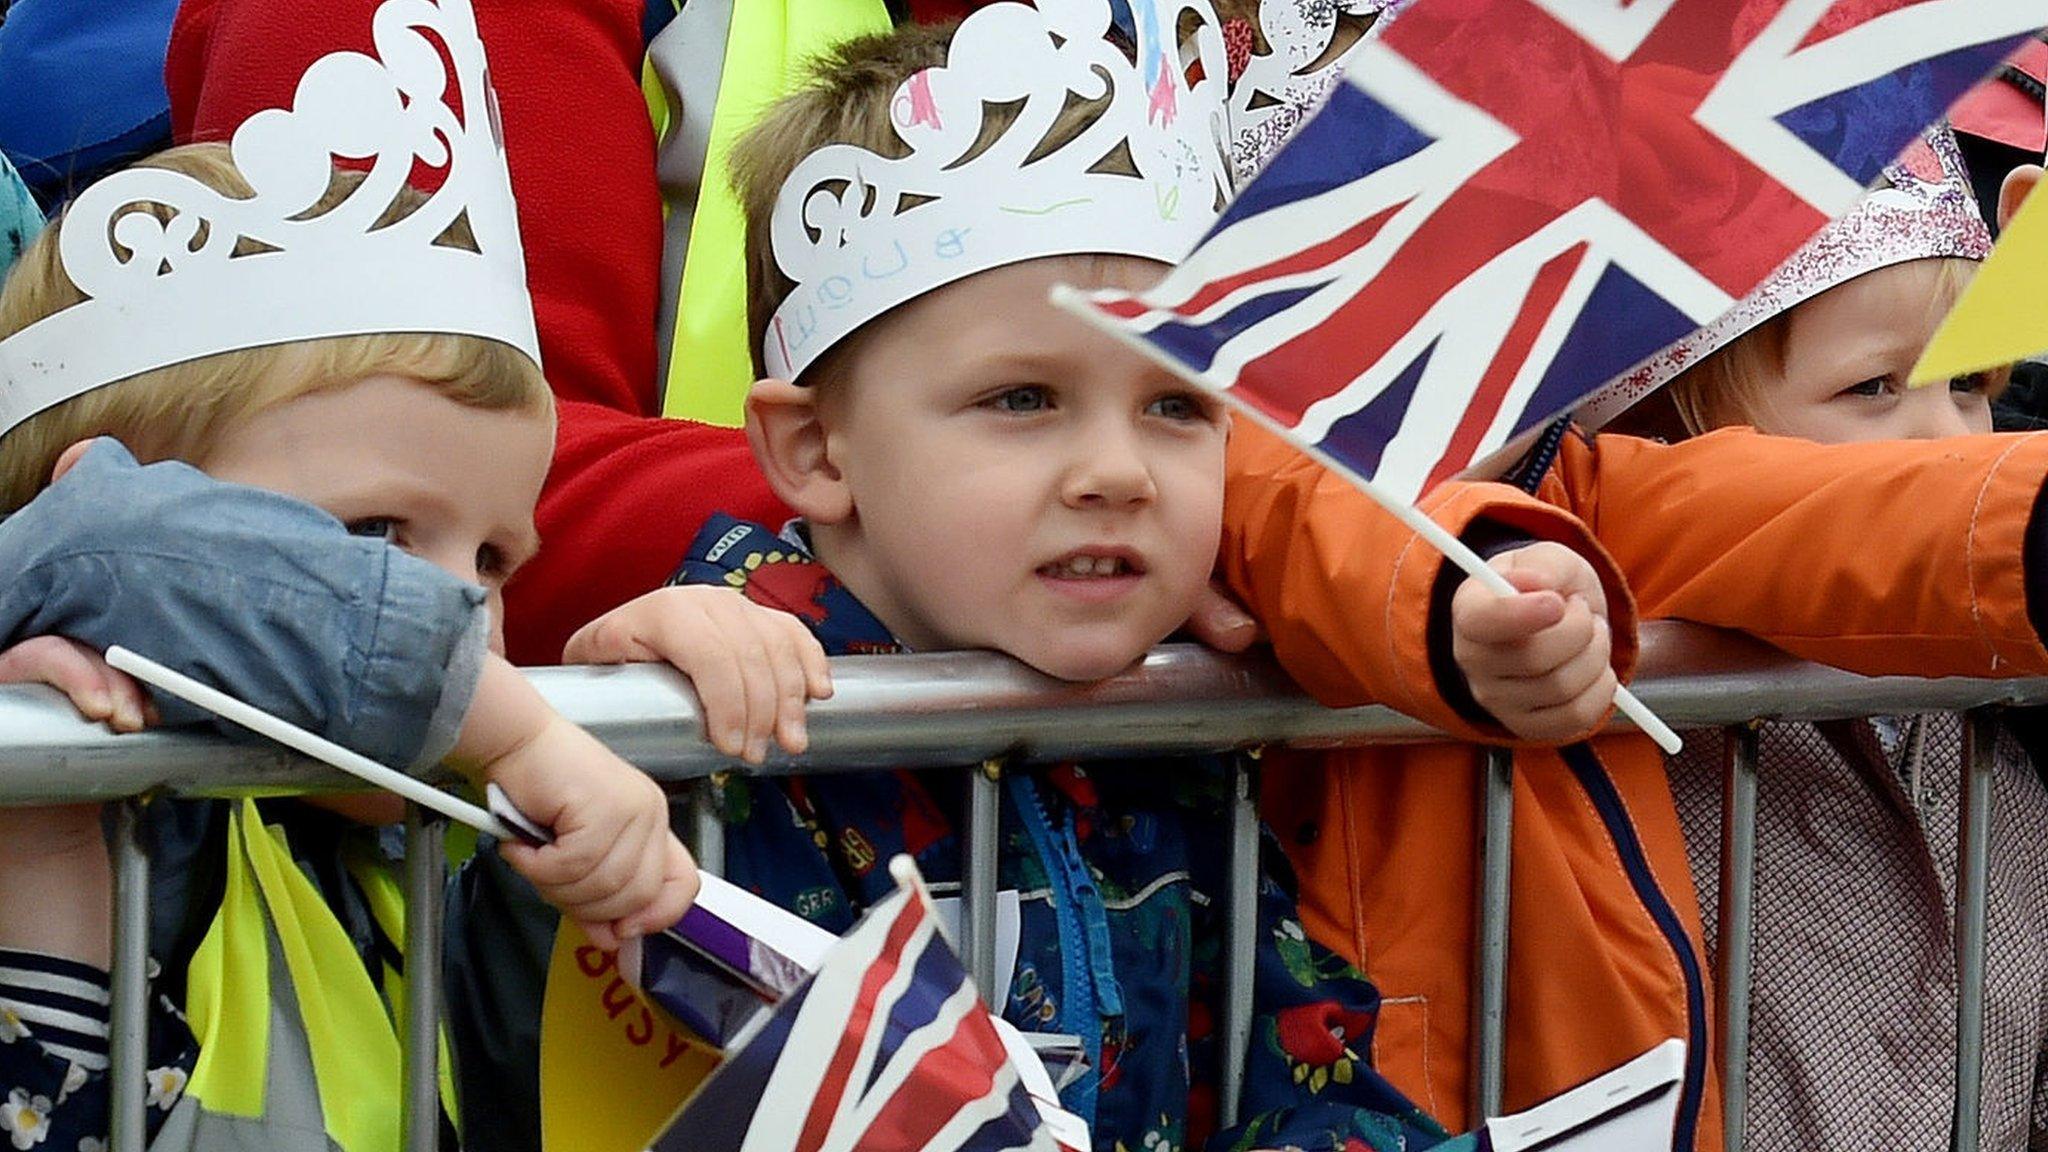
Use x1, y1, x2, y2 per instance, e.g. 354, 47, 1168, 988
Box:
652, 868, 1072, 1152
1060, 0, 2042, 503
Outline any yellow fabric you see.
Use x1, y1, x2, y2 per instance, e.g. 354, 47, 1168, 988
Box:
183, 801, 403, 1151
645, 55, 672, 182
343, 844, 460, 1132
538, 920, 723, 1152
182, 803, 274, 1120
1912, 185, 2048, 383
660, 0, 893, 425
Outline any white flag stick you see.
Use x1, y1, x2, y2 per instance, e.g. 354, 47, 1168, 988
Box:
102, 645, 546, 841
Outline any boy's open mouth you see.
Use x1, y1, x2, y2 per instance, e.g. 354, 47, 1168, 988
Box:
1037, 552, 1145, 579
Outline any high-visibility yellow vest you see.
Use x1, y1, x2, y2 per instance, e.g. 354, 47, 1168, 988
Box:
154, 800, 454, 1152
649, 0, 893, 426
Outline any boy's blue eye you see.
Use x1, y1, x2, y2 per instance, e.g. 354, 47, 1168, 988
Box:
1841, 376, 1893, 399
346, 517, 399, 542
1950, 372, 1990, 395
1148, 392, 1208, 421
988, 386, 1050, 413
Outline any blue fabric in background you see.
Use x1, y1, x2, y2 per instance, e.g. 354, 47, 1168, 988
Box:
0, 0, 181, 210
0, 151, 42, 281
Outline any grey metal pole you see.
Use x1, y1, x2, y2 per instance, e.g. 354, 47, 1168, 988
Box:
691, 777, 727, 876
1954, 709, 1997, 1152
962, 759, 1002, 1001
108, 799, 150, 1152
401, 804, 446, 1152
1472, 745, 1514, 1122
1718, 724, 1761, 1152
1219, 752, 1261, 1128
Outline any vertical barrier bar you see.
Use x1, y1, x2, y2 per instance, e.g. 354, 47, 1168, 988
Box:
692, 777, 727, 876
1219, 751, 1261, 1128
1472, 746, 1514, 1122
108, 799, 150, 1152
962, 759, 1002, 1001
1955, 709, 1997, 1152
1718, 724, 1761, 1152
401, 804, 446, 1152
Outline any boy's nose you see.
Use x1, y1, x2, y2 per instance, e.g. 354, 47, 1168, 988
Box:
1065, 421, 1158, 507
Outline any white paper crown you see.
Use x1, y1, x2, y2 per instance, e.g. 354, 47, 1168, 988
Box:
763, 0, 1232, 382
0, 0, 539, 441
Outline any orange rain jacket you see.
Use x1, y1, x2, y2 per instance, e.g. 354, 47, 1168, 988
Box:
1218, 422, 2048, 1150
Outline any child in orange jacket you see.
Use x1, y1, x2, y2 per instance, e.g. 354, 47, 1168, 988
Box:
1581, 127, 2048, 1150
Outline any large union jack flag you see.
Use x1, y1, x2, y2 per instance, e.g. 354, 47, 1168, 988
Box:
1060, 0, 2042, 503
653, 870, 1070, 1152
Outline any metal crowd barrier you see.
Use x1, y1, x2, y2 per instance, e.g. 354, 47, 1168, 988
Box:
6, 621, 2048, 1152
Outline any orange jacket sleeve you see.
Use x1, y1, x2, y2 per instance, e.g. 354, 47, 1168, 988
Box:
1218, 420, 1638, 736
1545, 428, 2048, 678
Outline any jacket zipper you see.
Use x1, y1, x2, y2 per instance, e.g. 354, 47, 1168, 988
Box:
1561, 742, 1708, 1150
1007, 773, 1123, 1124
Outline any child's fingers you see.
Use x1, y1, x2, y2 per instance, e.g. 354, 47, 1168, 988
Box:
1462, 598, 1601, 680
1502, 667, 1621, 741
0, 637, 120, 725
538, 820, 666, 926
667, 622, 754, 760
1185, 581, 1262, 654
1482, 616, 1612, 711
1452, 582, 1567, 647
619, 836, 701, 939
578, 818, 675, 930
562, 610, 654, 666
103, 667, 153, 733
702, 603, 786, 764
1491, 541, 1607, 611
745, 613, 824, 757
799, 626, 833, 702
580, 918, 622, 953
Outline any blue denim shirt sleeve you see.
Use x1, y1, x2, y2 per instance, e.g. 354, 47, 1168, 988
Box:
0, 439, 488, 773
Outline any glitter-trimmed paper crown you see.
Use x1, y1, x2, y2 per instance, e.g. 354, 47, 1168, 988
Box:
1227, 0, 1398, 184
763, 0, 1232, 382
0, 0, 539, 441
1581, 124, 1993, 427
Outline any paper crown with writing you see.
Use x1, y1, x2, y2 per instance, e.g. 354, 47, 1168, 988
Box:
762, 0, 1233, 383
1581, 123, 1992, 426
0, 0, 539, 442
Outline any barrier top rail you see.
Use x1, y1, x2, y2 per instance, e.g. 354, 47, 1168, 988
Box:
5, 622, 2048, 804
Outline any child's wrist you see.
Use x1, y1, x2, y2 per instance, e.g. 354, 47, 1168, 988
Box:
450, 655, 555, 786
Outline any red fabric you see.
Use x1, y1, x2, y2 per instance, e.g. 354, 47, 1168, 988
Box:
1953, 39, 2048, 153
165, 0, 786, 664
904, 0, 997, 20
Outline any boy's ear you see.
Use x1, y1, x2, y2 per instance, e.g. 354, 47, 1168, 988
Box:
48, 439, 99, 484
745, 379, 854, 524
1999, 164, 2042, 233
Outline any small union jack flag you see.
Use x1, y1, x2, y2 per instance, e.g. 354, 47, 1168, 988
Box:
1060, 0, 2042, 503
653, 864, 1074, 1152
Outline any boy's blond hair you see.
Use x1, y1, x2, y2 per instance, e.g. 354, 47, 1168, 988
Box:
0, 143, 549, 513
1665, 257, 2001, 435
727, 21, 1127, 384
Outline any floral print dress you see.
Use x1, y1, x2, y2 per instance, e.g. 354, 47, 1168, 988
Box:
0, 950, 196, 1151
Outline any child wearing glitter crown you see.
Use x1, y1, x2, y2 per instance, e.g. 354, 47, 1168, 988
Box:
1586, 127, 2048, 1151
